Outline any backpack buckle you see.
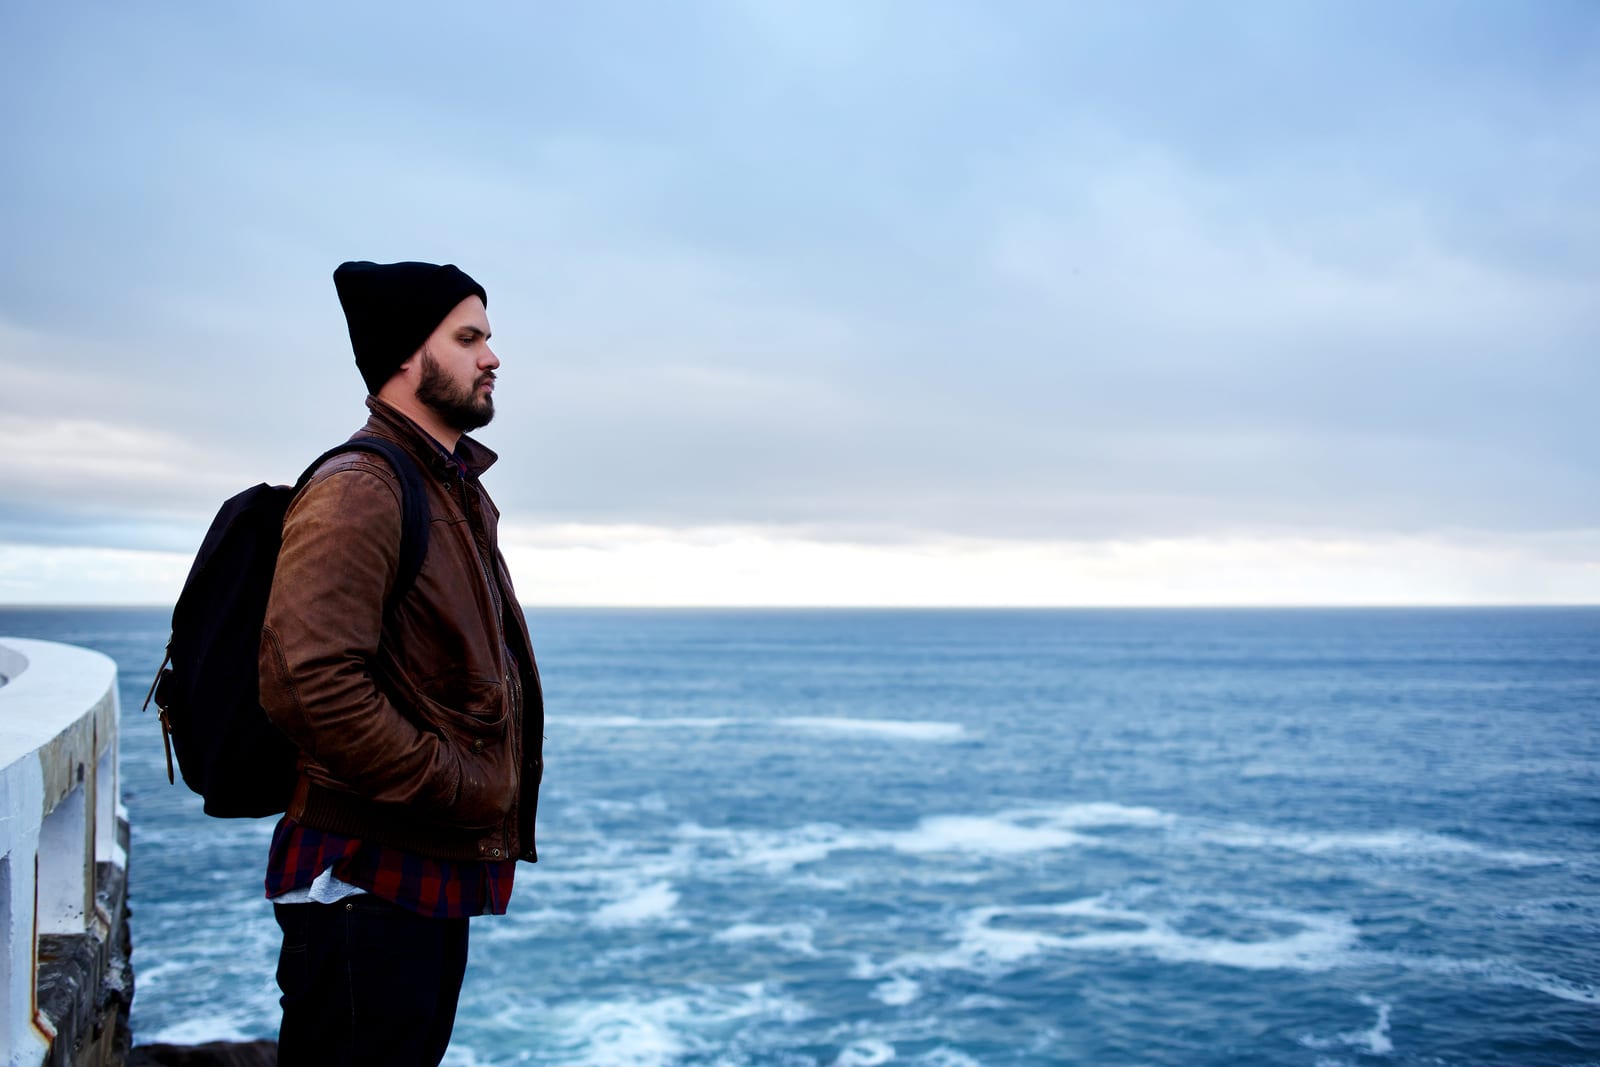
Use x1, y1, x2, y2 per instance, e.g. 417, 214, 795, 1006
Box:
141, 645, 177, 785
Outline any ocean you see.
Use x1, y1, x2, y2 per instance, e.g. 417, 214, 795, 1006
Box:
2, 606, 1597, 1066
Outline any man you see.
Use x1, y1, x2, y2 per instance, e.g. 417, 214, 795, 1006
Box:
258, 260, 543, 1067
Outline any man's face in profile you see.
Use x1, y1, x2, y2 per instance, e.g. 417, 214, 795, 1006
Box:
416, 295, 498, 432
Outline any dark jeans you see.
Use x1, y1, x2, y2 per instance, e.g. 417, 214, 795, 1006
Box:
274, 896, 470, 1067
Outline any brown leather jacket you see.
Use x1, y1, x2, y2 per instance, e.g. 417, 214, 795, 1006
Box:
259, 397, 543, 862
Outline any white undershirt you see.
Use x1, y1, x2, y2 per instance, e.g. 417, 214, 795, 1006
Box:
269, 865, 367, 905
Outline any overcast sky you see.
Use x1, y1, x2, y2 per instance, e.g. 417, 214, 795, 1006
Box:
2, 1, 1597, 605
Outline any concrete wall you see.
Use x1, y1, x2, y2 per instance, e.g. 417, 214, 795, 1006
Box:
0, 637, 129, 1067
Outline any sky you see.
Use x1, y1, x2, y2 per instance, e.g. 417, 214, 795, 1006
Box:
1, 1, 1597, 606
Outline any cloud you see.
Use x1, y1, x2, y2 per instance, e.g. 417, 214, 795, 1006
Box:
6, 524, 1597, 607
0, 544, 192, 606
483, 523, 1600, 607
0, 1, 1596, 601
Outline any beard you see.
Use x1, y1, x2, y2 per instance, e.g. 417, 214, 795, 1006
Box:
416, 348, 495, 432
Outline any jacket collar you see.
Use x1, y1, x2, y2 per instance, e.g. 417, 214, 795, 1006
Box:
362, 395, 499, 480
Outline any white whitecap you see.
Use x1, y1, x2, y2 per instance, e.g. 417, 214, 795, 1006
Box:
146, 1016, 257, 1047
673, 802, 1156, 877
566, 714, 735, 729
872, 974, 922, 1006
500, 905, 582, 927
956, 994, 1011, 1012
131, 960, 187, 988
592, 880, 680, 928
1041, 802, 1174, 828
1367, 951, 1600, 1005
1516, 973, 1600, 1005
554, 997, 687, 1067
896, 802, 1173, 856
881, 895, 1359, 976
1300, 994, 1394, 1056
835, 1039, 897, 1066
548, 983, 809, 1067
677, 809, 1095, 875
891, 814, 1087, 855
1195, 823, 1555, 867
1049, 897, 1358, 971
565, 714, 964, 741
713, 921, 818, 956
780, 716, 964, 741
676, 821, 864, 875
920, 1049, 985, 1067
440, 1045, 498, 1067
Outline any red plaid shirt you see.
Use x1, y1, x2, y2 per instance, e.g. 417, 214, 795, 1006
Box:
265, 816, 517, 918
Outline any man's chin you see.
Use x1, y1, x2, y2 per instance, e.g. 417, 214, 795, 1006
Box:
453, 401, 494, 433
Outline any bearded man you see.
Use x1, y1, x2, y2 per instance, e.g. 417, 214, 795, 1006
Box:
258, 260, 543, 1067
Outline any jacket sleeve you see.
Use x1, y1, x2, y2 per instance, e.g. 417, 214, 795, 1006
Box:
259, 463, 463, 813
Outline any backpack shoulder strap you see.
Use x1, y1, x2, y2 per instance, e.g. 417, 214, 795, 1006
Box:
295, 437, 432, 608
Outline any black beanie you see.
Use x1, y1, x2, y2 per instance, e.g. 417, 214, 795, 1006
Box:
333, 260, 488, 394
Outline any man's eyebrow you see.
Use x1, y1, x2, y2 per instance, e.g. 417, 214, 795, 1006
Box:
457, 325, 491, 340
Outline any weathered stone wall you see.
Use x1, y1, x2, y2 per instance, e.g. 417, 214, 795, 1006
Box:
0, 637, 125, 1067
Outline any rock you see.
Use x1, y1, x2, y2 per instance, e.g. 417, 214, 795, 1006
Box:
125, 1041, 278, 1067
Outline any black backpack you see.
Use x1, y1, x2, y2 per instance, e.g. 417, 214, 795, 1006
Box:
143, 437, 430, 818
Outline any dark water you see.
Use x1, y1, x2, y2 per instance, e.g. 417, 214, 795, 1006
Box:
3, 606, 1597, 1066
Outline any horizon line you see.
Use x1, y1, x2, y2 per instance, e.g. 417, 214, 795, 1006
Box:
3, 602, 1599, 612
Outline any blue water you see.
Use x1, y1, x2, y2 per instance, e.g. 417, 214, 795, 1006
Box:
3, 606, 1598, 1066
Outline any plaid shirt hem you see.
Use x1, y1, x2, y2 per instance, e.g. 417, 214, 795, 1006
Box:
265, 816, 516, 918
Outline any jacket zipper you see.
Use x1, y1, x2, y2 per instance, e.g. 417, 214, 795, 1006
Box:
460, 477, 519, 858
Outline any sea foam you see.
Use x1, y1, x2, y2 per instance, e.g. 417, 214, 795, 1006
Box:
566, 714, 736, 729
670, 801, 1170, 876
780, 716, 965, 741
890, 814, 1088, 855
713, 921, 820, 956
834, 1039, 897, 1066
545, 983, 807, 1067
1299, 994, 1394, 1056
146, 1016, 259, 1047
872, 975, 923, 1006
873, 894, 1360, 977
566, 713, 965, 741
1194, 822, 1557, 867
592, 880, 681, 928
1363, 951, 1600, 1005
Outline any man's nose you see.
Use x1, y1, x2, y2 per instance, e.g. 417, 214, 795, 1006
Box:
481, 344, 500, 370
